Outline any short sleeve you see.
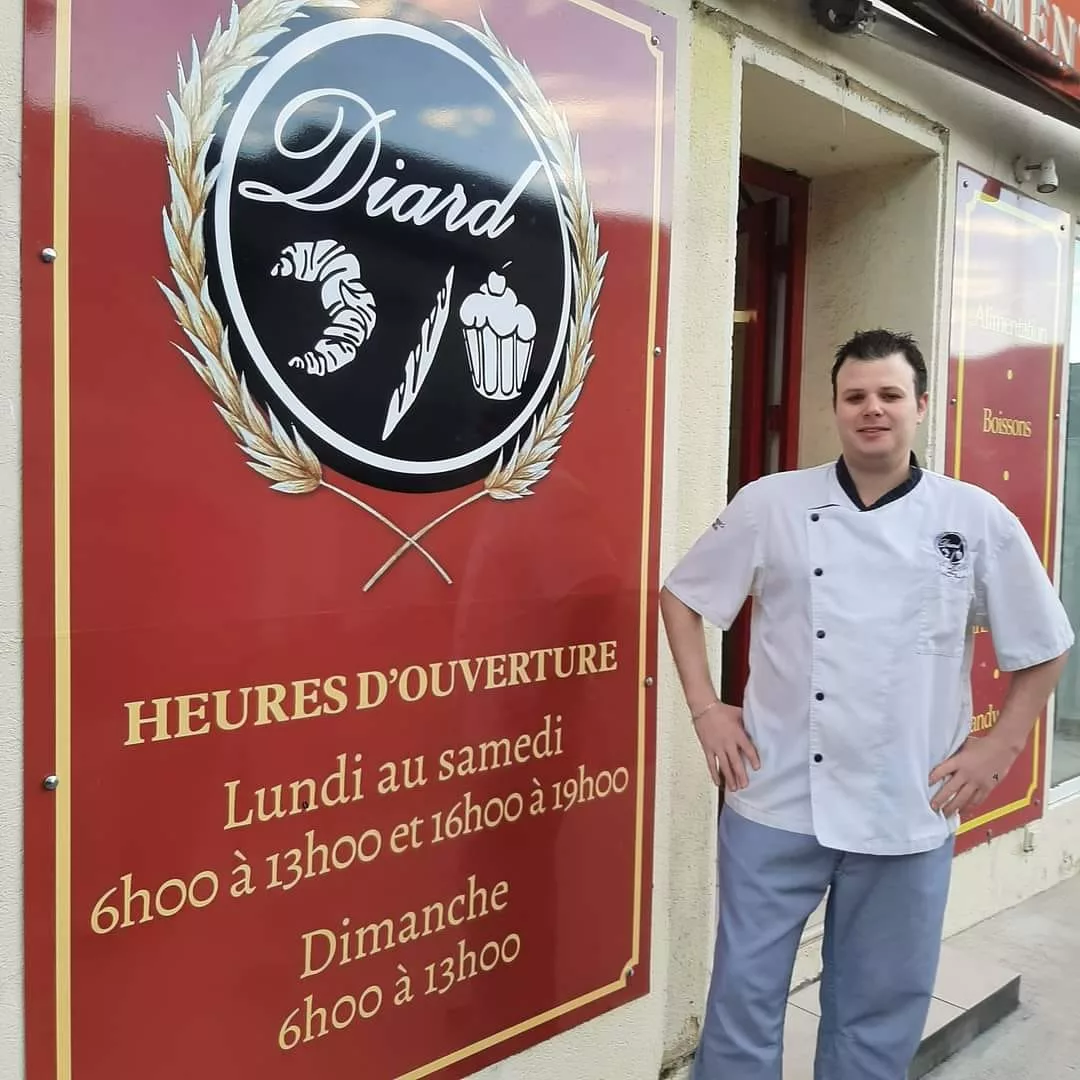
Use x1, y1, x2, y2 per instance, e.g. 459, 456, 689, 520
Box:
978, 506, 1075, 671
663, 485, 762, 631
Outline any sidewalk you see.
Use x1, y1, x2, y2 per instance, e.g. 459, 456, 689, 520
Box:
924, 870, 1080, 1079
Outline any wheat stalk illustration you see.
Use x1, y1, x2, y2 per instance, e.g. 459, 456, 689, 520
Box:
157, 0, 451, 584
159, 2, 602, 592
382, 266, 456, 440
362, 10, 606, 591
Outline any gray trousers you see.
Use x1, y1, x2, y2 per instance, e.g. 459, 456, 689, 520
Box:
692, 805, 953, 1080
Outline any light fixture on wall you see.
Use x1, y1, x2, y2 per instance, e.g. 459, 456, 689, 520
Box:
1013, 156, 1059, 194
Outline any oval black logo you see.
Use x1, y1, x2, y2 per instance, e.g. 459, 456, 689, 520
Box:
207, 15, 573, 493
935, 531, 967, 567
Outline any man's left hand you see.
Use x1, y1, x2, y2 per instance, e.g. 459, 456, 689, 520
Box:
929, 736, 1021, 816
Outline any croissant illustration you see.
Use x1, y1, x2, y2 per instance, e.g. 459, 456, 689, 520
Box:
272, 240, 377, 377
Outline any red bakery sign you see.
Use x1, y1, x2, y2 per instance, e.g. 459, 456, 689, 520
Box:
21, 1, 674, 1077
944, 164, 1069, 855
941, 0, 1080, 105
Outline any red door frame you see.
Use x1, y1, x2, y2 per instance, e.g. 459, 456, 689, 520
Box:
725, 157, 809, 707
739, 155, 809, 475
738, 198, 774, 487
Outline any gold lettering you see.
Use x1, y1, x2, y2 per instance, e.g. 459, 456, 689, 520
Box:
467, 874, 491, 920
438, 748, 455, 782
224, 780, 254, 830
256, 785, 289, 823
398, 911, 420, 945
356, 918, 395, 958
490, 880, 510, 911
123, 643, 617, 747
422, 902, 447, 936
301, 928, 336, 978
533, 714, 559, 759
478, 738, 512, 771
213, 687, 252, 731
323, 753, 355, 808
292, 679, 323, 720
439, 714, 563, 779
378, 761, 401, 795
456, 657, 484, 692
531, 648, 552, 681
484, 654, 507, 689
398, 665, 428, 703
390, 821, 412, 854
175, 693, 210, 738
254, 683, 289, 726
356, 671, 388, 710
125, 697, 173, 746
225, 753, 361, 832
970, 702, 1001, 733
297, 875, 512, 980
599, 640, 618, 672
430, 662, 455, 698
507, 651, 531, 686
982, 407, 1033, 438
577, 643, 599, 675
553, 647, 575, 678
322, 676, 348, 716
448, 894, 466, 925
290, 778, 317, 810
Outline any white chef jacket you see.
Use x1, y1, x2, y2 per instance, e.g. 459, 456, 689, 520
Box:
665, 460, 1075, 856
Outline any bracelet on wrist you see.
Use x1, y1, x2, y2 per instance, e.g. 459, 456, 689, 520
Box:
691, 700, 721, 722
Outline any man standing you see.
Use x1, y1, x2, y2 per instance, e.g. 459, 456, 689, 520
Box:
662, 330, 1073, 1080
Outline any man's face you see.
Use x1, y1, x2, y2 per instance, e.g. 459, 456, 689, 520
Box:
833, 352, 928, 465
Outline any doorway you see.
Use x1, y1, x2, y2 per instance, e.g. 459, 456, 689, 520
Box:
720, 156, 809, 706
724, 53, 942, 989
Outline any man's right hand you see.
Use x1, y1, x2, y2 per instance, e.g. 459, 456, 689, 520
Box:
692, 704, 761, 790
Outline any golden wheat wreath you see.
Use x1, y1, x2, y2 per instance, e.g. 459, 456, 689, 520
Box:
159, 0, 605, 590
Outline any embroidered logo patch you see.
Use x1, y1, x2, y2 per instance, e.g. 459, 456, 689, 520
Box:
934, 531, 968, 574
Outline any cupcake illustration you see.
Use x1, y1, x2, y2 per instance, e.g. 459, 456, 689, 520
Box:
460, 267, 537, 401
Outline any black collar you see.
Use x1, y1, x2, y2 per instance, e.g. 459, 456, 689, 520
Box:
836, 452, 922, 511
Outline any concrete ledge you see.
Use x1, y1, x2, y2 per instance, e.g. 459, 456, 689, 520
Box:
909, 974, 1020, 1078
781, 943, 1021, 1079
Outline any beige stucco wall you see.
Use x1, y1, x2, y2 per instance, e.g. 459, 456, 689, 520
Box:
800, 156, 942, 469
0, 0, 23, 1075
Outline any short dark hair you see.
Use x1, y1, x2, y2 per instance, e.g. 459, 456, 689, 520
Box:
831, 329, 927, 401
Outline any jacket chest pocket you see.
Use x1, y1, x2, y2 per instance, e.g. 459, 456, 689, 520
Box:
917, 576, 972, 657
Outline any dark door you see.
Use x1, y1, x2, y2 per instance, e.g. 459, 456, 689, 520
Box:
721, 157, 808, 706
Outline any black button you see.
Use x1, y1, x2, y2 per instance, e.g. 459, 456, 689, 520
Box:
816, 630, 826, 639
815, 692, 825, 701
810, 513, 820, 522
813, 753, 823, 763
813, 568, 823, 577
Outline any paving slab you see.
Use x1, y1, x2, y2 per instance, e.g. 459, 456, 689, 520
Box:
923, 872, 1080, 1079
